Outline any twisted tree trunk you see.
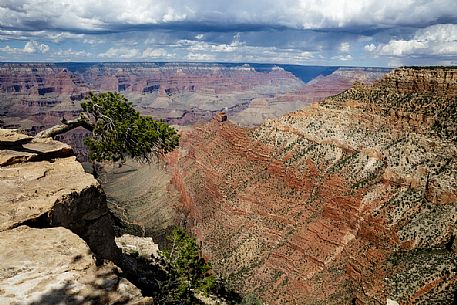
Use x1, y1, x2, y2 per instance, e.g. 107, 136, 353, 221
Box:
36, 113, 94, 138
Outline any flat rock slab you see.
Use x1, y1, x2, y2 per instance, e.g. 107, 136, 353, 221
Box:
0, 226, 151, 305
23, 137, 72, 156
0, 156, 97, 231
0, 149, 36, 167
0, 129, 32, 147
0, 135, 72, 167
116, 234, 159, 258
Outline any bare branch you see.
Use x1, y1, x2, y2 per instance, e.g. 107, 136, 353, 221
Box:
36, 113, 94, 138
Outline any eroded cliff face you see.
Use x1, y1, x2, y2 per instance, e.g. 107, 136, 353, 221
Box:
0, 129, 150, 304
0, 63, 303, 162
167, 67, 457, 304
380, 67, 457, 96
0, 63, 300, 96
231, 67, 387, 126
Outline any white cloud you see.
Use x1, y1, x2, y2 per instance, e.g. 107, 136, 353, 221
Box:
180, 40, 315, 64
379, 40, 428, 56
56, 48, 91, 57
23, 41, 36, 53
0, 1, 455, 65
0, 40, 49, 54
40, 44, 49, 53
24, 41, 49, 53
99, 47, 141, 59
364, 44, 376, 52
333, 54, 352, 61
98, 47, 174, 59
366, 24, 457, 56
339, 42, 350, 53
185, 52, 216, 61
1, 0, 456, 33
142, 48, 170, 58
0, 30, 85, 42
415, 24, 457, 42
0, 45, 21, 53
177, 33, 245, 53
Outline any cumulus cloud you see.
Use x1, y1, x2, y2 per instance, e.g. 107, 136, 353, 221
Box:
1, 1, 456, 65
185, 52, 217, 61
364, 44, 376, 52
177, 33, 244, 53
184, 41, 315, 64
142, 48, 172, 58
365, 24, 457, 56
92, 34, 317, 64
378, 40, 428, 56
99, 47, 141, 59
24, 41, 49, 53
0, 45, 21, 54
333, 54, 353, 61
0, 40, 49, 54
56, 48, 91, 57
339, 42, 350, 53
0, 30, 85, 42
98, 47, 173, 60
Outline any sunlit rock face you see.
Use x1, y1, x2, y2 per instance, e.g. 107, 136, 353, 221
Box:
165, 67, 457, 304
0, 130, 150, 304
0, 226, 148, 305
0, 130, 120, 261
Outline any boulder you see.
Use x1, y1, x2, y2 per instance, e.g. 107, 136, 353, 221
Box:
0, 226, 151, 305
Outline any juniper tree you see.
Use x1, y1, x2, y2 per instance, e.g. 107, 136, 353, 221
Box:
157, 227, 215, 304
37, 92, 179, 162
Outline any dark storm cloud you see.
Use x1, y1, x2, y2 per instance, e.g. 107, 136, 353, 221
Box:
2, 0, 457, 33
0, 0, 456, 65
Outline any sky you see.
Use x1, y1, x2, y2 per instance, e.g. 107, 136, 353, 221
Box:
0, 0, 457, 67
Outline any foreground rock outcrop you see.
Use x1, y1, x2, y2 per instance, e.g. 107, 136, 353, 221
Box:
0, 130, 151, 304
164, 67, 457, 304
0, 226, 147, 305
0, 130, 119, 261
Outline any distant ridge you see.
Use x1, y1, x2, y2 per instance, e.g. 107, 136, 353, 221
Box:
0, 62, 391, 83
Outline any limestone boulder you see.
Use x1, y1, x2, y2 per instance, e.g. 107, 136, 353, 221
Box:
0, 226, 151, 305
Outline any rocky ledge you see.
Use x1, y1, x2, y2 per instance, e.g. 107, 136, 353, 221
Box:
0, 129, 151, 304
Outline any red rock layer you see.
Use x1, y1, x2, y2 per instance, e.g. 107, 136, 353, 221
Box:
275, 67, 387, 104
0, 63, 300, 96
167, 68, 457, 304
168, 120, 389, 304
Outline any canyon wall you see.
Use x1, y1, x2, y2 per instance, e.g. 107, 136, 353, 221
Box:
0, 63, 387, 161
0, 63, 300, 96
0, 63, 302, 161
231, 67, 387, 126
167, 67, 457, 304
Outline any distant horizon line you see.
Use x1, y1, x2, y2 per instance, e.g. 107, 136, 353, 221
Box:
0, 61, 394, 69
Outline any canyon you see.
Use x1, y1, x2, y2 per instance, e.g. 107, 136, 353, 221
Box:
151, 67, 456, 304
3, 64, 454, 304
0, 63, 387, 161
